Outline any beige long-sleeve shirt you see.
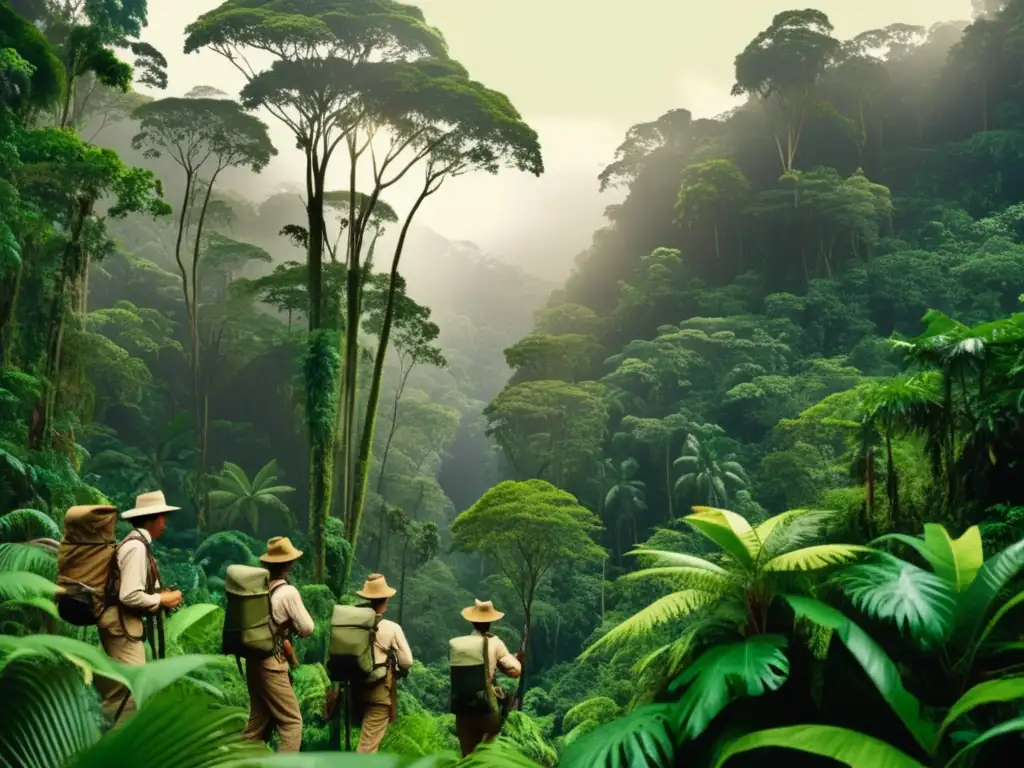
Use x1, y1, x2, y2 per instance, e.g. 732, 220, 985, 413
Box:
118, 529, 160, 613
473, 630, 521, 680
372, 618, 413, 671
269, 580, 315, 638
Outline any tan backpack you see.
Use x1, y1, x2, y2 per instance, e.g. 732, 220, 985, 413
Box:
56, 505, 118, 625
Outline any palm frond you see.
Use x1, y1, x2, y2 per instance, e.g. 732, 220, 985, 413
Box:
580, 590, 714, 659
0, 571, 59, 602
758, 510, 837, 560
628, 549, 729, 575
763, 545, 871, 572
0, 657, 100, 768
251, 459, 280, 490
218, 462, 251, 493
0, 543, 56, 578
836, 557, 956, 648
0, 509, 60, 543
619, 567, 730, 593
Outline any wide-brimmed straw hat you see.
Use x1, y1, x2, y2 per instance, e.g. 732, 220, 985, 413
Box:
259, 536, 304, 564
122, 490, 180, 520
461, 599, 504, 623
356, 573, 397, 599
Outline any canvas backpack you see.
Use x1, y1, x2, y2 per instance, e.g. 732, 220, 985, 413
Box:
327, 605, 388, 685
56, 505, 119, 626
222, 564, 286, 672
449, 634, 498, 716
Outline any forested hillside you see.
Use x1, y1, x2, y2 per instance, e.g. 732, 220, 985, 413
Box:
4, 1, 1024, 766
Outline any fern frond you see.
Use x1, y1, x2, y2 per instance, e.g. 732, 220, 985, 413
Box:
620, 567, 730, 593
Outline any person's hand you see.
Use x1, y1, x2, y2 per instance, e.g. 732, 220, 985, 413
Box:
515, 651, 524, 663
159, 590, 183, 610
325, 688, 340, 719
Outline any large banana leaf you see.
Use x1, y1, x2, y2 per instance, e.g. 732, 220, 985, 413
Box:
712, 725, 926, 767
559, 703, 676, 768
922, 525, 982, 591
0, 657, 100, 768
837, 556, 956, 648
685, 508, 758, 568
784, 596, 936, 752
668, 634, 789, 740
952, 537, 1024, 654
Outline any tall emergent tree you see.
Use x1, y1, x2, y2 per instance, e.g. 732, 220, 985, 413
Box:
130, 96, 275, 528
185, 0, 542, 581
451, 479, 605, 647
732, 10, 840, 173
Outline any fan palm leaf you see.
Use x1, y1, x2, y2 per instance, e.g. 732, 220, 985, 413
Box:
668, 634, 789, 740
837, 556, 956, 648
559, 703, 676, 768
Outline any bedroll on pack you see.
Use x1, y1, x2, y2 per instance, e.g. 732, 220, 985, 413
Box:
56, 505, 118, 626
327, 605, 385, 684
449, 635, 498, 715
222, 564, 277, 661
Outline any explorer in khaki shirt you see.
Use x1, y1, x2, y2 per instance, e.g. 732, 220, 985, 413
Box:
242, 537, 314, 753
97, 491, 183, 723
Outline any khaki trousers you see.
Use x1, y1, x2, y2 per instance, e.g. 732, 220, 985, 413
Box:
456, 712, 501, 757
355, 679, 394, 753
242, 660, 303, 752
98, 629, 146, 722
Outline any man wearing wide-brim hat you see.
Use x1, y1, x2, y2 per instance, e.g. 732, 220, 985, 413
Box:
451, 599, 522, 756
97, 491, 183, 722
241, 536, 315, 753
353, 573, 414, 753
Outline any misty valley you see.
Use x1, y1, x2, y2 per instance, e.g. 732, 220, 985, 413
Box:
4, 1, 1024, 766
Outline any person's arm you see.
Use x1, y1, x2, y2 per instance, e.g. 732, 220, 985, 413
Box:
284, 587, 315, 638
118, 541, 161, 613
393, 624, 413, 670
495, 638, 522, 678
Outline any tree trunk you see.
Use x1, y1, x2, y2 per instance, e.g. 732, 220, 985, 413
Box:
865, 446, 875, 538
665, 448, 674, 521
885, 436, 900, 531
344, 181, 432, 580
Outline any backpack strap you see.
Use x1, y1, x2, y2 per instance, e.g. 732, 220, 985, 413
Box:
105, 531, 164, 658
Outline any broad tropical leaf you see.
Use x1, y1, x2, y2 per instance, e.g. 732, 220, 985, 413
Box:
0, 657, 100, 768
943, 716, 1024, 767
763, 545, 870, 572
952, 538, 1024, 653
580, 590, 715, 658
0, 570, 60, 602
685, 507, 758, 568
784, 596, 936, 752
74, 691, 265, 767
669, 634, 789, 740
922, 524, 982, 591
559, 703, 675, 768
713, 725, 926, 767
972, 589, 1024, 654
938, 677, 1024, 742
165, 603, 221, 648
458, 737, 544, 766
837, 556, 956, 648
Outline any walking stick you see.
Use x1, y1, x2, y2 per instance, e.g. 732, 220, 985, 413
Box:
500, 623, 529, 729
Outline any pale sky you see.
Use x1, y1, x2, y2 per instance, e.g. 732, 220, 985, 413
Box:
143, 1, 974, 279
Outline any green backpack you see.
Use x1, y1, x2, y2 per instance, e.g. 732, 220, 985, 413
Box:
449, 634, 498, 716
327, 605, 387, 684
222, 564, 282, 672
